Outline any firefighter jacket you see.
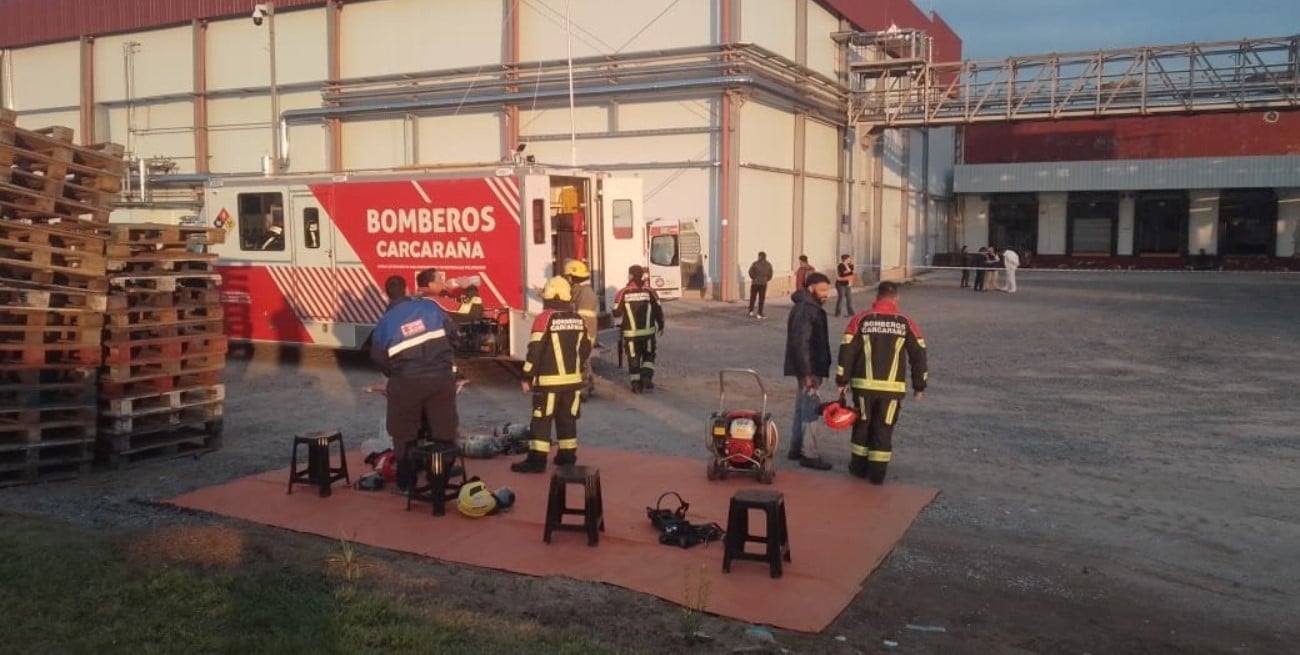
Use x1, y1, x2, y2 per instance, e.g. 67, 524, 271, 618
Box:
571, 282, 599, 342
523, 309, 591, 391
613, 283, 664, 338
835, 299, 928, 397
370, 297, 456, 379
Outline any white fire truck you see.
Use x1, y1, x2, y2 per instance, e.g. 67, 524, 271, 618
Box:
203, 166, 643, 360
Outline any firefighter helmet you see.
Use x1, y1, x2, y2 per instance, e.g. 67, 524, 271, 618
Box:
562, 259, 591, 280
541, 276, 572, 303
492, 486, 516, 509
822, 399, 858, 431
458, 479, 498, 518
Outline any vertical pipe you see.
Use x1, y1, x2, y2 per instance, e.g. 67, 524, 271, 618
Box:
193, 20, 209, 174
327, 0, 343, 172
564, 0, 577, 167
268, 2, 281, 172
718, 0, 738, 300
791, 112, 806, 265
501, 0, 520, 156
79, 37, 94, 145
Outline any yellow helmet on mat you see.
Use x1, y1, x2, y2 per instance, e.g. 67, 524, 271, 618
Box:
562, 259, 590, 280
541, 276, 572, 303
458, 479, 497, 518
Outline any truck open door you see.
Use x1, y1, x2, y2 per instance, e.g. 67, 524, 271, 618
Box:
596, 176, 644, 311
646, 218, 683, 300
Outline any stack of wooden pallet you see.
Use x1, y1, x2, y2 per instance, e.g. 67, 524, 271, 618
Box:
0, 108, 123, 486
98, 223, 227, 468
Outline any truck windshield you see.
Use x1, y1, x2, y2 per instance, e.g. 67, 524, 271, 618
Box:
650, 235, 678, 266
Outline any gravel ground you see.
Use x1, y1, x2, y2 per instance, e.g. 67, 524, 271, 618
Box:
2, 269, 1297, 652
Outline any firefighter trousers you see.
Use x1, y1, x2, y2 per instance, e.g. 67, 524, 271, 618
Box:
847, 392, 902, 484
525, 389, 581, 465
623, 335, 657, 389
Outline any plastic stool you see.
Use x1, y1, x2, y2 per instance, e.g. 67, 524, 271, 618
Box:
722, 488, 792, 578
544, 465, 605, 546
288, 430, 350, 497
406, 441, 468, 516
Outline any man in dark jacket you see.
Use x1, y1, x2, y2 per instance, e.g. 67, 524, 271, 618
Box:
747, 251, 773, 318
370, 267, 459, 492
783, 272, 834, 469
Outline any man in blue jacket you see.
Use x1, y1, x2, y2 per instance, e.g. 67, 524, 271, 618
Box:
371, 267, 460, 492
783, 272, 833, 470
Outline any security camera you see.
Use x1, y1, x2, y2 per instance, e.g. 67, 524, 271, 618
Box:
251, 4, 269, 26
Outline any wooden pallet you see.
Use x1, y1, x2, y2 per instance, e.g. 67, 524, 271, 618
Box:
0, 142, 123, 194
0, 279, 109, 312
107, 223, 226, 248
0, 307, 104, 346
102, 317, 224, 344
0, 438, 93, 487
0, 221, 108, 277
106, 254, 216, 275
100, 351, 224, 383
0, 123, 127, 175
100, 398, 223, 436
0, 181, 114, 223
0, 378, 97, 411
0, 341, 102, 367
0, 266, 110, 293
108, 273, 222, 293
104, 287, 221, 311
104, 303, 222, 329
98, 369, 221, 399
97, 419, 222, 469
100, 383, 224, 416
0, 404, 97, 427
0, 418, 95, 445
103, 333, 227, 365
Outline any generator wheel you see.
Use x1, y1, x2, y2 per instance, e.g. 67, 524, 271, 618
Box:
758, 457, 775, 484
706, 459, 720, 481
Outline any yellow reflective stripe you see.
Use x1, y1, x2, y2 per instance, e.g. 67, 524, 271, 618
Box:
570, 394, 581, 416
863, 339, 874, 380
522, 361, 533, 374
536, 373, 583, 386
577, 309, 597, 318
557, 438, 577, 450
551, 333, 567, 376
532, 407, 543, 418
850, 379, 907, 393
546, 393, 555, 416
884, 400, 898, 425
529, 439, 551, 453
850, 443, 869, 456
917, 338, 927, 348
630, 372, 641, 381
841, 334, 853, 344
626, 341, 637, 357
529, 331, 544, 343
643, 361, 655, 370
835, 365, 844, 377
867, 450, 892, 462
887, 338, 905, 382
622, 326, 655, 337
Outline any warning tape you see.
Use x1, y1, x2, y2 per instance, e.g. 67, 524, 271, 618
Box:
863, 264, 1300, 275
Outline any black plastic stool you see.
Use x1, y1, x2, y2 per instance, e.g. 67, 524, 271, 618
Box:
288, 430, 350, 497
406, 441, 468, 516
544, 465, 605, 546
722, 488, 792, 578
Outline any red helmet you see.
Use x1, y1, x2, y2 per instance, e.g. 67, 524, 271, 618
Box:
822, 400, 858, 431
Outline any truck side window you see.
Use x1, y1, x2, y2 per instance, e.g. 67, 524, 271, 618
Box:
238, 192, 285, 252
612, 199, 633, 239
303, 207, 321, 249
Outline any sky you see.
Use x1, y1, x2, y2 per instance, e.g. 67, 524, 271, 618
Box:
924, 0, 1299, 60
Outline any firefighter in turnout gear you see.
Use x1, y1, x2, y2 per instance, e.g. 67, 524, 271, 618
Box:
511, 276, 592, 473
563, 259, 599, 399
835, 281, 928, 485
613, 265, 664, 393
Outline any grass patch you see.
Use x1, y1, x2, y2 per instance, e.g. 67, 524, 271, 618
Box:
0, 514, 619, 655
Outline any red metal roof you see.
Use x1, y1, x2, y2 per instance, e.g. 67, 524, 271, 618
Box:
0, 0, 327, 48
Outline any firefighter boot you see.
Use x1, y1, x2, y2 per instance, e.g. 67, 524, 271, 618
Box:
630, 380, 643, 394
848, 455, 869, 479
866, 462, 888, 485
642, 370, 655, 390
510, 453, 547, 474
553, 448, 577, 466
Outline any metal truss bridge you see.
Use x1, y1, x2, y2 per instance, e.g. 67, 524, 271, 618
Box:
842, 31, 1300, 129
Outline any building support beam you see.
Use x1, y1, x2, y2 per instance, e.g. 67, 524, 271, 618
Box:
79, 36, 94, 145
791, 111, 806, 262
501, 0, 520, 157
192, 20, 209, 173
718, 0, 740, 301
326, 0, 343, 172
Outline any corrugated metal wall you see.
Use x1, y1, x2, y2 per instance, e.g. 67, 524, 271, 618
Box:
955, 156, 1300, 193
0, 0, 327, 48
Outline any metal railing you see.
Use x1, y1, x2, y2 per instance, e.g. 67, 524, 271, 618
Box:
846, 34, 1300, 128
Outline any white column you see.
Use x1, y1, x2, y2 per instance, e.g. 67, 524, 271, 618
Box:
1117, 193, 1136, 255
1277, 188, 1300, 257
1188, 189, 1219, 255
960, 194, 988, 250
1038, 192, 1068, 255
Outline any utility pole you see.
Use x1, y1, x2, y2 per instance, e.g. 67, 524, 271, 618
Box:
254, 2, 280, 173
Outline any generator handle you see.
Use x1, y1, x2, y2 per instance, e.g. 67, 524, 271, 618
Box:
717, 368, 767, 417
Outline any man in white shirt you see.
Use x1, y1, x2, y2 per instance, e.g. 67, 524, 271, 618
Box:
1000, 247, 1021, 293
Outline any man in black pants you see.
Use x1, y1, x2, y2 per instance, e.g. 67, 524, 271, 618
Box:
370, 268, 459, 492
972, 246, 987, 291
834, 254, 856, 317
958, 246, 970, 288
747, 251, 773, 318
836, 282, 928, 484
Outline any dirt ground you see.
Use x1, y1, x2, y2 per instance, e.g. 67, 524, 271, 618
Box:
2, 270, 1297, 654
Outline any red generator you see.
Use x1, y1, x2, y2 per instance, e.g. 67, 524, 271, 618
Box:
705, 369, 780, 484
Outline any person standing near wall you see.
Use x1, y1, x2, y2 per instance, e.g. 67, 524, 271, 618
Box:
783, 272, 834, 470
747, 251, 773, 319
794, 255, 815, 292
1000, 246, 1020, 293
835, 254, 856, 317
958, 246, 971, 288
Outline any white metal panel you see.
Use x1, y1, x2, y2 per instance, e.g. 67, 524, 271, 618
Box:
342, 118, 406, 170
960, 195, 988, 251
802, 177, 838, 270
880, 188, 904, 274
417, 113, 503, 165
740, 0, 797, 61
1116, 195, 1135, 256
908, 191, 925, 268
527, 133, 712, 168
341, 0, 502, 78
878, 128, 908, 189
13, 109, 80, 132
1278, 189, 1300, 257
906, 128, 926, 190
520, 106, 610, 137
637, 167, 713, 272
1038, 192, 1068, 255
284, 122, 328, 173
9, 42, 80, 110
738, 169, 794, 289
129, 100, 196, 171
207, 91, 319, 173
1188, 190, 1219, 254
617, 100, 715, 131
740, 102, 795, 170
926, 127, 956, 194
956, 156, 1300, 193
804, 118, 839, 178
206, 9, 328, 91
520, 0, 713, 62
94, 26, 194, 102
806, 0, 839, 80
